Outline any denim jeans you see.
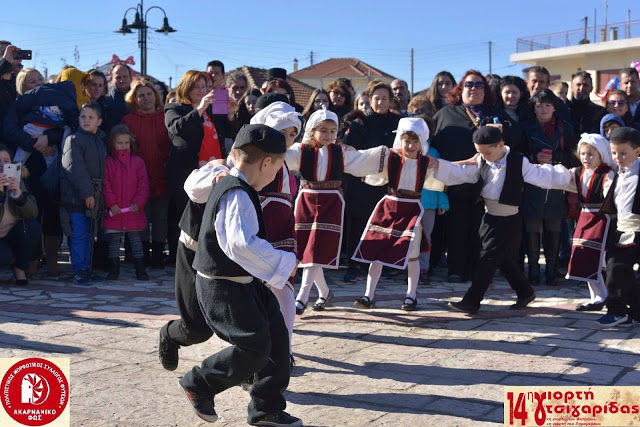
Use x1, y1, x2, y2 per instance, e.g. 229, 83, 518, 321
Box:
69, 212, 93, 273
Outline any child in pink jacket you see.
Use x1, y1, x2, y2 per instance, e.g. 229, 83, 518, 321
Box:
103, 125, 150, 281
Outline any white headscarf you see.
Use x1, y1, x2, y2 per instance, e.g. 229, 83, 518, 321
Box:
302, 105, 339, 143
250, 101, 302, 136
578, 133, 615, 169
392, 118, 430, 155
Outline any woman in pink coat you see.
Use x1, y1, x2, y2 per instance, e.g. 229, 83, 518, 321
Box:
103, 125, 150, 281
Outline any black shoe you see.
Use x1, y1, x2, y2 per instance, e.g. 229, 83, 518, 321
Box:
295, 300, 306, 315
106, 258, 120, 280
447, 274, 465, 283
510, 293, 536, 310
401, 297, 418, 311
575, 301, 605, 311
159, 323, 179, 371
354, 296, 374, 309
133, 258, 149, 281
250, 411, 303, 426
179, 383, 218, 423
311, 290, 334, 311
448, 300, 479, 314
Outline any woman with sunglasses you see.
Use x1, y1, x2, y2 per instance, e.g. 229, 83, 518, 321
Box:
325, 79, 353, 121
603, 90, 640, 130
431, 70, 515, 283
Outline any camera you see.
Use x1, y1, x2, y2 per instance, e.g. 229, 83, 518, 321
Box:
13, 49, 32, 60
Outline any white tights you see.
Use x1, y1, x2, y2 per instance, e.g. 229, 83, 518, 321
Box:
295, 266, 330, 307
269, 283, 295, 353
586, 277, 607, 304
364, 260, 420, 302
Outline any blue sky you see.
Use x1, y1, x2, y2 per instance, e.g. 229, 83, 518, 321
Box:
2, 0, 638, 91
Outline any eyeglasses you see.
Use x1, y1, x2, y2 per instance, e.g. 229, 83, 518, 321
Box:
608, 100, 627, 107
331, 90, 346, 97
463, 81, 485, 89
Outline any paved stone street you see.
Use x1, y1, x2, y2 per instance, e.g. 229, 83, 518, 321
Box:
0, 256, 639, 426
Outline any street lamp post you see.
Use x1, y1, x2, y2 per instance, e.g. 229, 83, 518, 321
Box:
115, 0, 176, 76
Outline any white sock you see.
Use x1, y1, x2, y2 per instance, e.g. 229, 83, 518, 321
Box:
587, 278, 607, 304
270, 284, 295, 353
313, 266, 330, 302
296, 267, 315, 306
406, 261, 420, 301
365, 263, 383, 300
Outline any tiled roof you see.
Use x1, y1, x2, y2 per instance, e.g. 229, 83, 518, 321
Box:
226, 65, 316, 107
290, 58, 396, 80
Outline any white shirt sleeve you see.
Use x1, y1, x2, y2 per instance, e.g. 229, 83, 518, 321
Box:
433, 158, 481, 186
214, 189, 297, 288
343, 145, 386, 177
362, 148, 390, 186
184, 158, 236, 203
286, 143, 302, 172
521, 158, 571, 189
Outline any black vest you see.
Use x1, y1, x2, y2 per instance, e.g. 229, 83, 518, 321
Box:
387, 152, 429, 192
178, 200, 206, 242
475, 151, 524, 207
600, 170, 640, 215
299, 144, 343, 181
192, 175, 266, 277
574, 165, 613, 205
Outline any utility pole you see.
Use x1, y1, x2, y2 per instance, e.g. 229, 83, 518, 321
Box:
410, 48, 414, 95
488, 41, 492, 74
594, 9, 597, 42
310, 50, 314, 66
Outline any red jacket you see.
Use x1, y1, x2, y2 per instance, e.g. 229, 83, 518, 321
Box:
103, 150, 149, 232
121, 109, 171, 197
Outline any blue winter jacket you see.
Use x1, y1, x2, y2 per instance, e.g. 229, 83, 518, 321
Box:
421, 146, 449, 211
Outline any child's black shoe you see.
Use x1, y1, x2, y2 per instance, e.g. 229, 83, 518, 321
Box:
179, 382, 218, 423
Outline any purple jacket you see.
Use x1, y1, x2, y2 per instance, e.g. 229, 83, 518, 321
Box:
102, 150, 149, 232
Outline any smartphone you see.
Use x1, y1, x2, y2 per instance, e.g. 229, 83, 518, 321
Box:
3, 162, 21, 184
13, 50, 32, 60
211, 88, 229, 115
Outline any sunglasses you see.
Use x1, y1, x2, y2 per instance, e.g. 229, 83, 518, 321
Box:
331, 90, 346, 97
608, 100, 627, 107
464, 81, 485, 89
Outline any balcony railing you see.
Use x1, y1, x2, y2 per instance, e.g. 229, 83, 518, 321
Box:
516, 19, 640, 53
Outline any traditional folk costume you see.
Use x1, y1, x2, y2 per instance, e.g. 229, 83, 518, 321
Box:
595, 128, 640, 327
434, 126, 572, 313
563, 134, 615, 310
179, 125, 299, 425
287, 107, 386, 313
351, 118, 444, 310
250, 102, 301, 353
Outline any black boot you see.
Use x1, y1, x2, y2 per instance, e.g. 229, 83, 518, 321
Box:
133, 258, 149, 281
526, 232, 541, 286
92, 240, 109, 271
151, 241, 166, 269
106, 258, 120, 280
544, 231, 561, 286
142, 242, 152, 267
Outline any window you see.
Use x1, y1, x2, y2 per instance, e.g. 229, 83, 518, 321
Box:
598, 69, 620, 93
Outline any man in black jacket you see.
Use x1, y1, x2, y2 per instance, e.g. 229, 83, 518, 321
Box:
568, 71, 604, 135
620, 67, 640, 123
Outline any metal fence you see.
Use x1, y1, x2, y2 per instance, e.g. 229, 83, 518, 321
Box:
516, 19, 640, 53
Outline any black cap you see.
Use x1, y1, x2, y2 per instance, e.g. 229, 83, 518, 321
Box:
267, 68, 287, 80
255, 93, 289, 110
473, 126, 503, 145
234, 124, 286, 154
610, 127, 640, 145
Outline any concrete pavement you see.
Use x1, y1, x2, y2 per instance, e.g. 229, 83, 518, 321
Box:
0, 257, 639, 426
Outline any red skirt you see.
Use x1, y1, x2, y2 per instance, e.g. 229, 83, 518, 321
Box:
261, 194, 296, 290
566, 209, 611, 283
294, 188, 344, 269
352, 195, 425, 270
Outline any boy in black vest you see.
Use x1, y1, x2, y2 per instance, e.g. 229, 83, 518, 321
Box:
179, 124, 301, 426
597, 127, 640, 327
429, 126, 572, 314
